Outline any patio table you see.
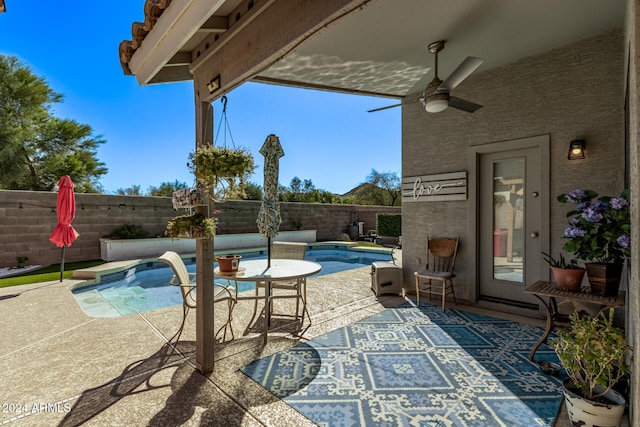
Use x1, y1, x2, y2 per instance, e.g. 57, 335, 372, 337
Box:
523, 280, 625, 360
215, 258, 321, 344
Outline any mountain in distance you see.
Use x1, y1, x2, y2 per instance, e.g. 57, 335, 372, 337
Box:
340, 183, 399, 206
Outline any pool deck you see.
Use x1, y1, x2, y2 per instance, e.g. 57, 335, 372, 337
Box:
0, 249, 598, 426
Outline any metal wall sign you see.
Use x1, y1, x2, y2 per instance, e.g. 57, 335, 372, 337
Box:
402, 171, 467, 202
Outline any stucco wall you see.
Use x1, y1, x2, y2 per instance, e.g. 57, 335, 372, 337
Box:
402, 29, 625, 302
0, 190, 399, 267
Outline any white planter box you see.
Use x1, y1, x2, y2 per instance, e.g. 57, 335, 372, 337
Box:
100, 230, 317, 261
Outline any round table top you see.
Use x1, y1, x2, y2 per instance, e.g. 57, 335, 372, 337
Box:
214, 258, 321, 281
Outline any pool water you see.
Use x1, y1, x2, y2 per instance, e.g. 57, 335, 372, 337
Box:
72, 248, 393, 317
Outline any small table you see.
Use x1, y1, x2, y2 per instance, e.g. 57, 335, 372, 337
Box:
215, 259, 321, 344
523, 280, 626, 360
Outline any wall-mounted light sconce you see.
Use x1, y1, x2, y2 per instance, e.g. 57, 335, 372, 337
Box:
119, 203, 126, 209
568, 139, 585, 160
207, 75, 221, 94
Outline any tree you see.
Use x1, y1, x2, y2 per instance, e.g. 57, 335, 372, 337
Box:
116, 185, 142, 196
278, 177, 341, 203
365, 169, 401, 206
281, 177, 314, 202
307, 188, 340, 204
242, 181, 263, 200
0, 55, 107, 192
147, 180, 189, 197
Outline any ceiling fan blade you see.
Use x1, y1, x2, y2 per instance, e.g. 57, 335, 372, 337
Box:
439, 56, 484, 91
367, 103, 402, 113
449, 96, 483, 113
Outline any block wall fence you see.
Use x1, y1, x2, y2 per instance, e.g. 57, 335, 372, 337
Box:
0, 190, 400, 267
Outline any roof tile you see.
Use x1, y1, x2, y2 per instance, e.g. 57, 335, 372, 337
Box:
119, 0, 173, 75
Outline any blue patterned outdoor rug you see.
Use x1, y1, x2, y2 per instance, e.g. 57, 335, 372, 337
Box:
241, 302, 563, 426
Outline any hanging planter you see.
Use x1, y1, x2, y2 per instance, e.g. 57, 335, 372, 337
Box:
172, 186, 208, 209
165, 213, 217, 239
188, 145, 256, 200
188, 96, 256, 201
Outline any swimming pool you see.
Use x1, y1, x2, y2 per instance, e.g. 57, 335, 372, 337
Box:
72, 247, 393, 317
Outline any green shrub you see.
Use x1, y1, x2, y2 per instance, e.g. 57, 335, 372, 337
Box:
376, 213, 401, 237
109, 224, 149, 239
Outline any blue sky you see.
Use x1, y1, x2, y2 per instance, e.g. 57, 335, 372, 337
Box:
0, 2, 401, 195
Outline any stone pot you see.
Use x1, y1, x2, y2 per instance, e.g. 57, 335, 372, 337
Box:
550, 266, 585, 292
585, 262, 623, 296
562, 379, 625, 427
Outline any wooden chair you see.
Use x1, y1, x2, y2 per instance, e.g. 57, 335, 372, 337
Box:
253, 241, 309, 324
159, 251, 236, 342
414, 236, 459, 311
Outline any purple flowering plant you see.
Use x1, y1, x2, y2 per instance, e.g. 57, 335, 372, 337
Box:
558, 188, 630, 264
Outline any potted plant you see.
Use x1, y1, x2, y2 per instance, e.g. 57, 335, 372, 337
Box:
541, 251, 585, 292
557, 189, 630, 296
165, 213, 217, 239
552, 308, 630, 426
217, 254, 242, 272
188, 145, 256, 201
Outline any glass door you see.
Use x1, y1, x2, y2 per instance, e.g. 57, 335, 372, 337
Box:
479, 148, 542, 307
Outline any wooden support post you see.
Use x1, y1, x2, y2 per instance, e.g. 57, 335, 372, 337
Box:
194, 96, 215, 373
195, 236, 215, 373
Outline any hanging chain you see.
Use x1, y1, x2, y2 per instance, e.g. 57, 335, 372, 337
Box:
214, 95, 236, 148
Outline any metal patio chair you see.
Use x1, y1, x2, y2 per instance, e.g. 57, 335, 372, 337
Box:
252, 241, 310, 324
159, 251, 236, 342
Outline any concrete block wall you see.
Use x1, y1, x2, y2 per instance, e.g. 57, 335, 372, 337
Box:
0, 190, 399, 267
402, 29, 625, 301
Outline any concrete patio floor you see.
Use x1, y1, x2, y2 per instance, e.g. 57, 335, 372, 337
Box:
0, 254, 598, 426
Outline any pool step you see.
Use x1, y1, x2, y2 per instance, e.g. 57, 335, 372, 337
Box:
100, 286, 154, 315
72, 289, 122, 318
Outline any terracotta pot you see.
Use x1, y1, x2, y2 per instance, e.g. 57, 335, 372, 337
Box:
550, 267, 585, 292
585, 263, 623, 296
218, 255, 242, 272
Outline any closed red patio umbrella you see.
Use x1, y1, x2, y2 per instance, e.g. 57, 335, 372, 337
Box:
49, 176, 79, 281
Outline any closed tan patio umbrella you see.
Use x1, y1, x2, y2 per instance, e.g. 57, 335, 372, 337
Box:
256, 134, 284, 267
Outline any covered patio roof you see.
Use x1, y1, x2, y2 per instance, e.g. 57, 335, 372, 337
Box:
118, 5, 639, 419
120, 0, 626, 101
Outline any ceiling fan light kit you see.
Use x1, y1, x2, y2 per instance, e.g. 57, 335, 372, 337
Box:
423, 94, 449, 113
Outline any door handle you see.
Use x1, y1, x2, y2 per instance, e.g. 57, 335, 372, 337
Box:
530, 232, 539, 238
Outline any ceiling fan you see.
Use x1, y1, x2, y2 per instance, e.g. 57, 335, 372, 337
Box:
369, 40, 484, 113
